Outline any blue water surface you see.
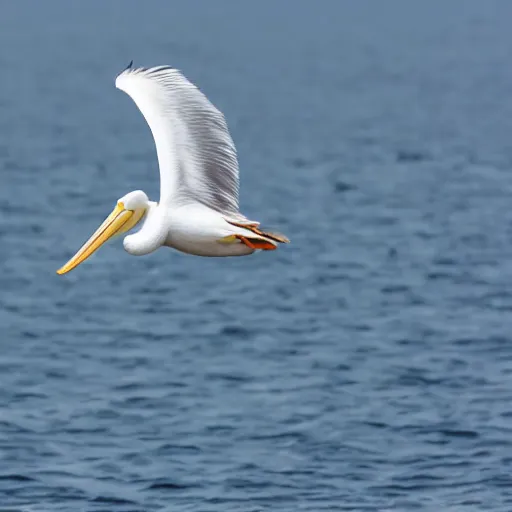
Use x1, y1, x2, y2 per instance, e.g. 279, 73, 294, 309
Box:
2, 2, 512, 510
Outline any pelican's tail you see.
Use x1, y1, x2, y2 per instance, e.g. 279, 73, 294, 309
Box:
224, 219, 290, 251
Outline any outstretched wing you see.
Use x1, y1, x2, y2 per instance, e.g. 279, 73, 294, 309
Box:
115, 65, 241, 216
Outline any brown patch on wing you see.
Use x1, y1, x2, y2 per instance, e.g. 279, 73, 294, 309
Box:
227, 221, 290, 244
235, 235, 277, 250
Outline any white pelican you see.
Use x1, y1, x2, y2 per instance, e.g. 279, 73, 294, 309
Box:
57, 63, 288, 275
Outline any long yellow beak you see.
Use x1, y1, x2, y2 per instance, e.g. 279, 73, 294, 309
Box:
57, 202, 134, 275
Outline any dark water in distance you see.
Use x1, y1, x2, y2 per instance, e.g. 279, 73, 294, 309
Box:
3, 1, 512, 510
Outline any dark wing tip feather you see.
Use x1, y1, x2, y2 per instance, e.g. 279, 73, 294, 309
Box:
120, 63, 175, 77
148, 65, 175, 74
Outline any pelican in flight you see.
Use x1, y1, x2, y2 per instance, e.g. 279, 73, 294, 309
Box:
57, 63, 288, 275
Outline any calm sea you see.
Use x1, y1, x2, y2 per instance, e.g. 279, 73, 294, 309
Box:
2, 2, 512, 510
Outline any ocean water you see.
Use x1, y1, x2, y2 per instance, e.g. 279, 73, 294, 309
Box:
2, 2, 512, 510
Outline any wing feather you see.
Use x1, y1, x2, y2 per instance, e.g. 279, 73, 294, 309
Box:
115, 65, 241, 216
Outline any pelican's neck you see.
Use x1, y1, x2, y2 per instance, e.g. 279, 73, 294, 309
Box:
140, 200, 158, 224
123, 201, 167, 256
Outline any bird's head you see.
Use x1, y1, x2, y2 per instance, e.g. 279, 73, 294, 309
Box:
56, 190, 149, 275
